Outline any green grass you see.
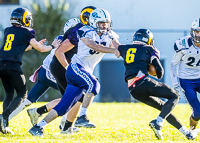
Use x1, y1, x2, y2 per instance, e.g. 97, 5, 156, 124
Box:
0, 102, 199, 143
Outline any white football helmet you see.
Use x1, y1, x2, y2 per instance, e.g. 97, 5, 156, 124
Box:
191, 18, 200, 43
63, 18, 80, 33
89, 8, 112, 33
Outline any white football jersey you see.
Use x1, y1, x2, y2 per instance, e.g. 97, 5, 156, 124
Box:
42, 48, 57, 71
170, 35, 200, 85
71, 26, 118, 74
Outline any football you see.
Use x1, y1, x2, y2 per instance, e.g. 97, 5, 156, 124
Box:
148, 63, 157, 76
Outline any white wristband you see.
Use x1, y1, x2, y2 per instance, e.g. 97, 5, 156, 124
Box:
65, 65, 68, 70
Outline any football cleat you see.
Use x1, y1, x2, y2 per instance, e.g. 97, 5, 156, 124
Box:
27, 108, 40, 126
75, 115, 96, 128
59, 120, 65, 130
186, 128, 200, 140
59, 120, 80, 132
61, 127, 78, 134
5, 127, 14, 135
0, 114, 7, 134
149, 119, 163, 140
29, 125, 43, 137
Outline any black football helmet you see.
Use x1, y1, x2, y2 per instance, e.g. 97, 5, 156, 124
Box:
133, 29, 154, 45
80, 6, 96, 25
10, 8, 33, 28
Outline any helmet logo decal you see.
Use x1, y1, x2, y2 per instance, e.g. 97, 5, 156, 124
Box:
92, 12, 101, 20
22, 11, 30, 27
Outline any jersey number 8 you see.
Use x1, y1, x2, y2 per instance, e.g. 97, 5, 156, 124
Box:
4, 34, 15, 51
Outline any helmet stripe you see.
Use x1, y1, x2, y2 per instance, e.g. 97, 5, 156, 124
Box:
101, 9, 107, 18
22, 11, 30, 27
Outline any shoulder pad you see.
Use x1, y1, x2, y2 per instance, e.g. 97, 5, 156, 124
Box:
77, 26, 94, 38
174, 36, 191, 52
108, 30, 120, 40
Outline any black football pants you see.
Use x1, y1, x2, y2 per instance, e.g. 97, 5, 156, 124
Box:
129, 77, 182, 129
0, 69, 27, 121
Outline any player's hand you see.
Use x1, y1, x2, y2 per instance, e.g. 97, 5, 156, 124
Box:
114, 49, 120, 58
39, 38, 47, 45
174, 84, 183, 93
51, 39, 61, 48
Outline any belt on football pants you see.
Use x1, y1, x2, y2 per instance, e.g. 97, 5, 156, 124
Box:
128, 74, 145, 88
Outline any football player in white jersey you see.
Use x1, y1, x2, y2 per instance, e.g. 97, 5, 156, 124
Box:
170, 18, 200, 130
28, 8, 120, 137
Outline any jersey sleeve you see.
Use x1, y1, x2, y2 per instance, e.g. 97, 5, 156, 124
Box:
77, 26, 94, 39
170, 51, 183, 86
173, 36, 191, 53
65, 27, 79, 46
108, 30, 120, 40
148, 46, 160, 62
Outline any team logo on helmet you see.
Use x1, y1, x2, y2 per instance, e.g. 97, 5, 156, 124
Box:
92, 12, 101, 21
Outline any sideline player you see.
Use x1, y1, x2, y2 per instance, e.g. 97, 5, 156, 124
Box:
118, 28, 199, 140
170, 18, 200, 130
28, 8, 120, 137
0, 7, 57, 134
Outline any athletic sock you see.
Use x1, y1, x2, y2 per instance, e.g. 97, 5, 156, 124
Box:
79, 107, 87, 117
37, 105, 48, 115
37, 120, 48, 128
156, 116, 164, 126
63, 120, 73, 131
179, 126, 190, 135
61, 113, 68, 122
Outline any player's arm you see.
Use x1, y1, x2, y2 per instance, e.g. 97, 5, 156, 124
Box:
170, 52, 182, 86
30, 38, 53, 52
110, 38, 121, 49
25, 45, 33, 51
55, 39, 74, 69
151, 56, 164, 79
81, 37, 120, 57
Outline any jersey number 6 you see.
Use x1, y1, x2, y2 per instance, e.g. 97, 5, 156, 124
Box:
126, 48, 137, 63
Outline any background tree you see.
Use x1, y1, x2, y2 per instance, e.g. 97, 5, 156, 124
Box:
0, 0, 73, 101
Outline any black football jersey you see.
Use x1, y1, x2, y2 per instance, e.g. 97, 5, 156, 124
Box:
0, 26, 35, 64
118, 43, 160, 82
52, 23, 84, 64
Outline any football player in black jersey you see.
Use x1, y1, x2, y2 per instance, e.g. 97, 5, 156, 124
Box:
0, 7, 57, 134
118, 29, 199, 140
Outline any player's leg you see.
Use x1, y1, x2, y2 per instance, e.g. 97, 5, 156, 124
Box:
180, 78, 200, 129
9, 80, 47, 121
130, 77, 198, 140
0, 69, 27, 134
29, 84, 83, 137
27, 62, 67, 125
0, 73, 15, 112
61, 63, 99, 133
0, 70, 15, 134
75, 92, 96, 128
9, 67, 58, 121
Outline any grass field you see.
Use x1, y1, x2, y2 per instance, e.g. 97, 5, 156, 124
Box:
0, 102, 199, 143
